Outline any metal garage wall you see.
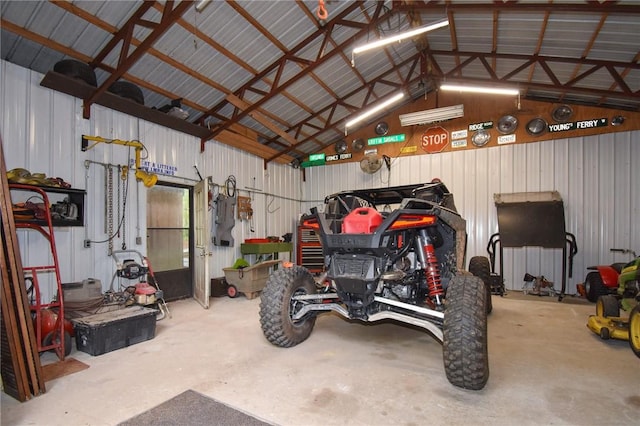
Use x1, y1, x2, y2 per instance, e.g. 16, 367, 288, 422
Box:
303, 131, 640, 294
3, 58, 637, 299
1, 60, 303, 302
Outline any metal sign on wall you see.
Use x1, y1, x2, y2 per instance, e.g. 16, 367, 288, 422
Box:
367, 134, 406, 145
548, 118, 607, 133
421, 126, 449, 154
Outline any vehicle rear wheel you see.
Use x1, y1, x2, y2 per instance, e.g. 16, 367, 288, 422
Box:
629, 305, 640, 358
585, 272, 610, 303
259, 265, 317, 347
596, 295, 619, 318
468, 256, 492, 314
443, 275, 489, 390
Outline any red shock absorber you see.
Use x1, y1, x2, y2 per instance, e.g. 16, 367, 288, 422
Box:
423, 243, 444, 305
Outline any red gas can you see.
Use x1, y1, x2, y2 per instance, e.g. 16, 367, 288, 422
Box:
342, 207, 383, 234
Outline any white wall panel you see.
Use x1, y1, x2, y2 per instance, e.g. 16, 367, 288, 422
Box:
303, 131, 640, 294
2, 59, 638, 300
1, 60, 302, 301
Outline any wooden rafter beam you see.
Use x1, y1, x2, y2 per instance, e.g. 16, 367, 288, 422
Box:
198, 1, 374, 137
266, 54, 423, 163
83, 0, 192, 118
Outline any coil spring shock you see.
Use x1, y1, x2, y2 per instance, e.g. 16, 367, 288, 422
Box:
423, 243, 444, 303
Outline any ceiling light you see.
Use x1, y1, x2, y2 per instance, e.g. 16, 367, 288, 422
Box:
352, 19, 449, 66
440, 83, 519, 96
399, 104, 464, 127
345, 92, 405, 133
195, 0, 212, 12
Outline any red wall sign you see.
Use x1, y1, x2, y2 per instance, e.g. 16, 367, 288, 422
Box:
421, 126, 449, 153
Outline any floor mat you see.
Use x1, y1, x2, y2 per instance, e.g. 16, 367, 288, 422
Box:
118, 389, 273, 426
41, 357, 90, 382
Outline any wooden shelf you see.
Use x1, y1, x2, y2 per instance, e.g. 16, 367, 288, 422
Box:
40, 71, 211, 139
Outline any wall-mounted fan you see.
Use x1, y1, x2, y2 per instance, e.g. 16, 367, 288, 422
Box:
360, 154, 383, 174
335, 140, 347, 154
497, 115, 518, 134
352, 138, 365, 152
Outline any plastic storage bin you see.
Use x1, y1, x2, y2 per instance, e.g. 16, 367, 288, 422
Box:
72, 306, 157, 356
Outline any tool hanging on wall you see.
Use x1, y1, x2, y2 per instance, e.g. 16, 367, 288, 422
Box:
237, 195, 254, 233
81, 135, 142, 255
120, 166, 128, 250
237, 195, 252, 220
107, 165, 114, 255
212, 175, 237, 247
117, 165, 121, 238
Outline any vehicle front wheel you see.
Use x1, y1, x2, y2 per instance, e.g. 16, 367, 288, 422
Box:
468, 256, 493, 314
629, 305, 640, 358
443, 275, 489, 390
596, 295, 620, 318
259, 265, 317, 347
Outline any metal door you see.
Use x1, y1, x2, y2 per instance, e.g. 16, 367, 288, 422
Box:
193, 178, 210, 308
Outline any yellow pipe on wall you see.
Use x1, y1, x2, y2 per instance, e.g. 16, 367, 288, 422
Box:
81, 135, 157, 187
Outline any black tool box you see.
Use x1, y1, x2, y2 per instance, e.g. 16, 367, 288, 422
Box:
72, 306, 157, 356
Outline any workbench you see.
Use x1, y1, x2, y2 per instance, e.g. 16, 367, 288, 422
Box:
240, 242, 293, 264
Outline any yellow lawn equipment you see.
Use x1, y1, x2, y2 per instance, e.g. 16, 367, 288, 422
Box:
586, 255, 640, 358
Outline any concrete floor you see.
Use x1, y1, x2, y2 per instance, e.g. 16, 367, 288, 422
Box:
2, 292, 639, 426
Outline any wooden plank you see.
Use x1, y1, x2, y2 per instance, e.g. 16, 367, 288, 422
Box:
0, 141, 45, 400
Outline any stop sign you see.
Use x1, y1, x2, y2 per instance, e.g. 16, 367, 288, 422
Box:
421, 126, 449, 153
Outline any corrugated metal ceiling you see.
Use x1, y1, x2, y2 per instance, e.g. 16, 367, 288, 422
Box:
1, 1, 638, 164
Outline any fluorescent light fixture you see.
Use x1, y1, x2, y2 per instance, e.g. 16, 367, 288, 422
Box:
345, 92, 405, 131
195, 0, 211, 12
399, 104, 464, 127
352, 19, 449, 65
440, 83, 519, 96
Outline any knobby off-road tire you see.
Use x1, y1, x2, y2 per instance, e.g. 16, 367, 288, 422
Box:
443, 275, 489, 390
596, 295, 620, 318
468, 256, 493, 314
585, 272, 610, 303
629, 305, 640, 358
259, 265, 317, 347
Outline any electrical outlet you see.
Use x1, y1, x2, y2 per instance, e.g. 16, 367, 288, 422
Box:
84, 239, 91, 248
135, 236, 142, 245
